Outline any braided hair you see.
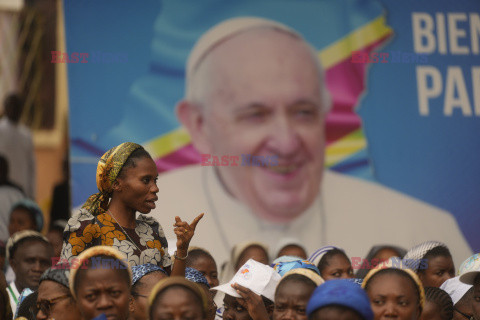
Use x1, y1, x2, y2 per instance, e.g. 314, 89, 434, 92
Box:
424, 287, 453, 320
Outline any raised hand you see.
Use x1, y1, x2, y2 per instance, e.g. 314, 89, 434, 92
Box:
231, 283, 271, 320
173, 213, 204, 251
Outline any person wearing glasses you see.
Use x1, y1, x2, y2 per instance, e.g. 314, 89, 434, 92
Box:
36, 267, 81, 320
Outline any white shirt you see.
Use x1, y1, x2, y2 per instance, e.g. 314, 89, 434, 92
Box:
151, 165, 472, 268
6, 281, 19, 319
0, 118, 35, 198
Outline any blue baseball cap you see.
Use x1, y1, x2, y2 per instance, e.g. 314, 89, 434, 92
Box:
306, 279, 373, 320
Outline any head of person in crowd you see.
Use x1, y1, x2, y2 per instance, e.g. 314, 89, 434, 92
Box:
130, 263, 168, 320
403, 241, 455, 288
419, 287, 453, 320
273, 259, 320, 278
440, 275, 473, 320
36, 267, 81, 320
69, 246, 132, 320
3, 93, 24, 124
8, 199, 44, 236
0, 271, 13, 320
274, 239, 308, 260
46, 219, 67, 258
176, 17, 331, 224
355, 244, 407, 279
7, 230, 53, 292
186, 247, 219, 289
82, 142, 159, 218
234, 242, 270, 271
458, 253, 480, 320
186, 267, 217, 320
307, 279, 373, 320
362, 259, 425, 320
149, 276, 208, 320
214, 259, 281, 320
274, 268, 323, 320
309, 246, 354, 280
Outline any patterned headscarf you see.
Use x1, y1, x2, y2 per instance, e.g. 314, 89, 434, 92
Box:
82, 142, 143, 215
185, 267, 210, 288
403, 241, 448, 272
40, 267, 70, 288
308, 246, 339, 266
132, 264, 167, 285
9, 199, 44, 232
273, 259, 320, 277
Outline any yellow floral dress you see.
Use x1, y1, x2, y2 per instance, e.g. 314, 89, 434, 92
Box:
60, 209, 172, 268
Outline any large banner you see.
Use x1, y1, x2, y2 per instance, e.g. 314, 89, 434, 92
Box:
65, 0, 480, 260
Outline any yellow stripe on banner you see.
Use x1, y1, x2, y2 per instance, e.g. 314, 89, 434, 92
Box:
143, 127, 191, 159
325, 129, 367, 167
319, 15, 393, 69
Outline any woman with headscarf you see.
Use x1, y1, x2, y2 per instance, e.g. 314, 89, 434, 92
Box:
403, 241, 455, 288
36, 267, 81, 320
308, 246, 354, 280
362, 258, 425, 320
60, 142, 203, 275
130, 263, 168, 320
149, 277, 209, 320
69, 246, 133, 320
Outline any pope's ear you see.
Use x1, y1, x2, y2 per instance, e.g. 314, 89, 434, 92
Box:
175, 100, 213, 154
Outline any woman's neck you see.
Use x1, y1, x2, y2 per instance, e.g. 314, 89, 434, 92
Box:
107, 201, 136, 228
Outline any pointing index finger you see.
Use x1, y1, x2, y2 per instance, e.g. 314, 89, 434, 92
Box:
190, 213, 204, 229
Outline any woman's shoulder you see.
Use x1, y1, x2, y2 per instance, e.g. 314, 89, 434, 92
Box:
64, 208, 96, 232
136, 214, 167, 237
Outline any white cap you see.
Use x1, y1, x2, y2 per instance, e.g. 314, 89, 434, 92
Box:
440, 276, 472, 305
213, 259, 281, 302
459, 253, 480, 285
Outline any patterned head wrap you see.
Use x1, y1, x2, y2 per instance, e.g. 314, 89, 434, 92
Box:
6, 230, 49, 260
132, 263, 167, 285
308, 246, 340, 266
40, 267, 70, 288
403, 241, 448, 272
362, 258, 425, 312
82, 142, 144, 215
9, 199, 44, 232
459, 253, 480, 285
185, 267, 210, 288
281, 268, 324, 286
69, 246, 132, 299
273, 259, 320, 277
149, 276, 209, 316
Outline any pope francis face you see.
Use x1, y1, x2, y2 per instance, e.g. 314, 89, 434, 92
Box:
178, 28, 327, 223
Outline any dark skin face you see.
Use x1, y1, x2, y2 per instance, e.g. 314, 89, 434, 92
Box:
321, 254, 354, 280
131, 272, 168, 320
419, 301, 443, 320
453, 288, 474, 320
236, 246, 269, 271
366, 272, 421, 320
75, 267, 131, 320
273, 280, 315, 320
277, 245, 307, 260
472, 276, 480, 320
190, 255, 219, 289
10, 241, 53, 292
8, 208, 37, 236
151, 286, 204, 320
112, 157, 159, 216
418, 256, 455, 288
310, 307, 363, 320
223, 294, 251, 320
36, 280, 81, 320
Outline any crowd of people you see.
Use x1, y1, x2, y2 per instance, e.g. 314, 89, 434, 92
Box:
0, 141, 479, 320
